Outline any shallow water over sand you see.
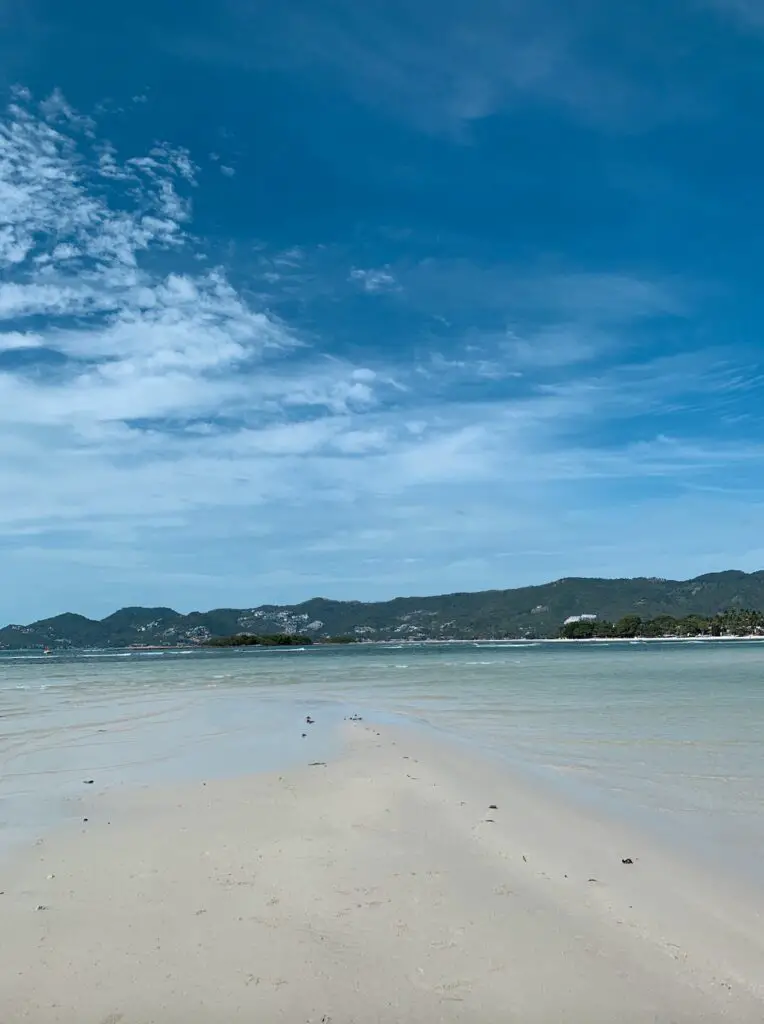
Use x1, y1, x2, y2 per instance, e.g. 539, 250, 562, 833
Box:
2, 641, 764, 880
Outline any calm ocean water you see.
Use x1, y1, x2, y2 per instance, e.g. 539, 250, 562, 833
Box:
2, 641, 764, 880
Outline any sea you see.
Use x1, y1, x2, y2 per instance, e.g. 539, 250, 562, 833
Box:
2, 640, 764, 884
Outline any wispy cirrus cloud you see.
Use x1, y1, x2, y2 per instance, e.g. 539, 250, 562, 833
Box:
394, 261, 686, 322
704, 0, 764, 29
173, 0, 706, 135
0, 91, 385, 431
0, 92, 393, 535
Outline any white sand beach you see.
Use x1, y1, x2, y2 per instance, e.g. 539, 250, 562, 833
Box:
2, 721, 764, 1023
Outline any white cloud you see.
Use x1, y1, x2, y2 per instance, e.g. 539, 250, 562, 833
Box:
349, 266, 399, 292
0, 330, 43, 351
0, 93, 374, 440
0, 93, 396, 532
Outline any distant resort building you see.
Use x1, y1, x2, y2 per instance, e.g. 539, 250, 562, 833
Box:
563, 614, 598, 625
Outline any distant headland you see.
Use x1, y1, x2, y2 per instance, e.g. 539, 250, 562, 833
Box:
2, 569, 764, 650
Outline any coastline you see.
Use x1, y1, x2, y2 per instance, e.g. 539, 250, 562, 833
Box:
6, 634, 764, 655
3, 721, 763, 1022
419, 635, 764, 643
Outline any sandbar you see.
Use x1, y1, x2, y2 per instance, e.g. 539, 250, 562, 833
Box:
2, 722, 763, 1022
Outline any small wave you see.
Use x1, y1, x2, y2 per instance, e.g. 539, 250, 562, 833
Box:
542, 762, 596, 775
82, 652, 131, 659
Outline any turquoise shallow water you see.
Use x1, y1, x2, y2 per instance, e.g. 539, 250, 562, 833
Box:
2, 641, 764, 881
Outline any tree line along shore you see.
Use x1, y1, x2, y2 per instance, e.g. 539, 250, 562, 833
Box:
203, 634, 355, 647
559, 609, 764, 640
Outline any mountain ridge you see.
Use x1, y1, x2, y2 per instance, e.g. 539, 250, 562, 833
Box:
2, 569, 764, 648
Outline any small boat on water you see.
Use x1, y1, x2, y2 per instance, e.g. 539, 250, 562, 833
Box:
43, 646, 52, 655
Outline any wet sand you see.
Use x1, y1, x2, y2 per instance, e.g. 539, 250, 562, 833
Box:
2, 721, 764, 1023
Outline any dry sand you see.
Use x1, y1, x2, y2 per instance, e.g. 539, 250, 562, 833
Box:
2, 721, 764, 1023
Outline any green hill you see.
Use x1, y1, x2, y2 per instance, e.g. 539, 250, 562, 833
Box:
1, 569, 764, 648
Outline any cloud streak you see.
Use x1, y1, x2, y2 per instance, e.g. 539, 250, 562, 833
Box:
705, 0, 764, 29
176, 0, 707, 135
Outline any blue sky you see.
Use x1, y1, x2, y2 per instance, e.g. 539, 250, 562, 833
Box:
1, 0, 764, 622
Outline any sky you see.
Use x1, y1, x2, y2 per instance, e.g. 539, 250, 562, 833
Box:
1, 0, 764, 622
